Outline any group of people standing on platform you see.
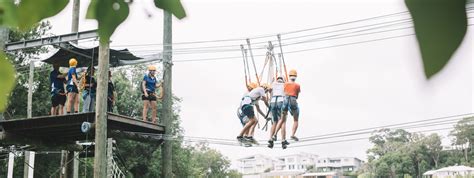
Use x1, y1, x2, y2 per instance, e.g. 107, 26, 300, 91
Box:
49, 58, 163, 124
237, 69, 301, 149
49, 58, 116, 116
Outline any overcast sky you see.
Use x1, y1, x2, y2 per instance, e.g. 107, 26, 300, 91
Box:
45, 0, 473, 168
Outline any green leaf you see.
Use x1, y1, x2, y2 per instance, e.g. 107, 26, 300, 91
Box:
17, 0, 68, 30
154, 0, 187, 19
0, 0, 18, 28
0, 52, 15, 112
86, 0, 130, 43
405, 0, 468, 79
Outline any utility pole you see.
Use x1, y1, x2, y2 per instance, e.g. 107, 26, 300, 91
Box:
161, 10, 173, 178
24, 61, 35, 178
93, 40, 110, 178
70, 1, 80, 177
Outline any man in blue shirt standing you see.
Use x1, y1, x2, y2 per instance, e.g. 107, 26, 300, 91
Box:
50, 63, 66, 115
142, 65, 163, 123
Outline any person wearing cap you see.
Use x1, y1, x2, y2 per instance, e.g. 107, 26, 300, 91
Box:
142, 65, 163, 123
279, 69, 301, 148
66, 58, 80, 114
81, 67, 97, 112
267, 76, 285, 148
50, 63, 66, 115
237, 83, 271, 144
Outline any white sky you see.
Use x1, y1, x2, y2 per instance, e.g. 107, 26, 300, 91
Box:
45, 0, 473, 169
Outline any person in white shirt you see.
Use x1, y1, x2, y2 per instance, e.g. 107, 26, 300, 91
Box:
237, 83, 271, 144
267, 76, 285, 148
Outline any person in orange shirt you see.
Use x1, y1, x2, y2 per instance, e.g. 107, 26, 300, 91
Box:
279, 69, 301, 148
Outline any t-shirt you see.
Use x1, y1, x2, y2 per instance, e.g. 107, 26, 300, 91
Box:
241, 87, 265, 105
284, 82, 301, 97
67, 67, 77, 86
271, 82, 285, 102
50, 70, 65, 92
143, 74, 157, 93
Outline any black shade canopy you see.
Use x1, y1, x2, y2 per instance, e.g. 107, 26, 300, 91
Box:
42, 42, 142, 67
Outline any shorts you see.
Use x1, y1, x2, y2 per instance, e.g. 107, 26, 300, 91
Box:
241, 104, 255, 119
66, 85, 78, 93
282, 96, 299, 118
270, 101, 283, 123
237, 107, 249, 126
142, 92, 157, 101
51, 93, 66, 107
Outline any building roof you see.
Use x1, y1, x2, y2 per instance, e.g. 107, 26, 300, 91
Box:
436, 165, 474, 172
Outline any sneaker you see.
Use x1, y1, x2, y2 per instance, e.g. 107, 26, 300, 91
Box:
246, 137, 259, 145
267, 140, 274, 148
237, 136, 245, 142
282, 140, 289, 149
272, 135, 277, 141
291, 136, 299, 141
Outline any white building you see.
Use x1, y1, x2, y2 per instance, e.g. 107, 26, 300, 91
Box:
315, 157, 363, 172
275, 153, 319, 171
238, 154, 275, 175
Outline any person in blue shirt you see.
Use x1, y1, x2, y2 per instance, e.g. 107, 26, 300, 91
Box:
50, 63, 66, 115
142, 65, 163, 123
82, 67, 97, 112
66, 58, 80, 114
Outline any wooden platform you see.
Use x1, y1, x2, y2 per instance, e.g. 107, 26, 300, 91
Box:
0, 112, 165, 150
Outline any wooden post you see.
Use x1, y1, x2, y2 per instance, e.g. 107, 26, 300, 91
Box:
7, 152, 14, 178
24, 61, 35, 178
106, 138, 113, 178
93, 40, 110, 178
161, 10, 173, 178
70, 1, 80, 177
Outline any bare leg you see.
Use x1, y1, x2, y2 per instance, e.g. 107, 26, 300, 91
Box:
249, 119, 258, 136
73, 93, 79, 113
51, 107, 56, 116
269, 122, 277, 140
58, 105, 64, 115
66, 93, 74, 113
280, 112, 288, 140
151, 101, 157, 123
239, 118, 256, 137
291, 115, 299, 137
142, 100, 149, 121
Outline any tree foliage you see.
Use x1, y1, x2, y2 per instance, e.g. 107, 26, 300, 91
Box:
364, 118, 474, 177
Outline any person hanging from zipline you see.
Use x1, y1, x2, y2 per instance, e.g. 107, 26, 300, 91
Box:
237, 82, 262, 145
66, 58, 80, 114
267, 76, 285, 148
277, 69, 301, 148
237, 83, 271, 145
50, 63, 67, 115
81, 67, 97, 112
142, 65, 163, 123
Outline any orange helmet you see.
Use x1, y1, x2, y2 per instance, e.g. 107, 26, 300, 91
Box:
148, 65, 157, 71
69, 58, 78, 67
247, 82, 258, 90
289, 69, 297, 76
